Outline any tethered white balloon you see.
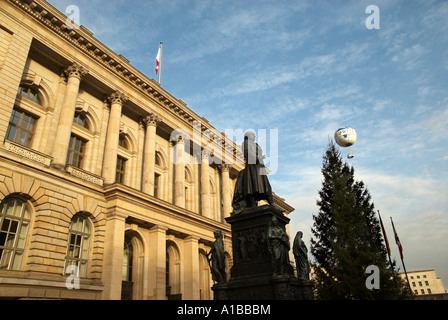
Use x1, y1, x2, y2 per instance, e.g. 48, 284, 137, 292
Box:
334, 126, 357, 159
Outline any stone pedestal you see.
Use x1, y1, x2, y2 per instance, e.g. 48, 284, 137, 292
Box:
213, 205, 314, 300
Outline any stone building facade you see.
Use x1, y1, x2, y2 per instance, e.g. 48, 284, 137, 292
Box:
401, 269, 446, 297
0, 0, 293, 299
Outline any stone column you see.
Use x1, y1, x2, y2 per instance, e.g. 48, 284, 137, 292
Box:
102, 91, 128, 185
183, 236, 200, 300
201, 152, 211, 218
52, 63, 87, 168
173, 137, 185, 208
141, 113, 162, 195
220, 164, 232, 219
102, 211, 128, 300
147, 225, 168, 299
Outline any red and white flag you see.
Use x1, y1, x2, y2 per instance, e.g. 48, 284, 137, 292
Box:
155, 42, 162, 75
390, 217, 403, 260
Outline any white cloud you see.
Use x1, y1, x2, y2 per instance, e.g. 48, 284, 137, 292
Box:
356, 167, 448, 216
392, 44, 428, 70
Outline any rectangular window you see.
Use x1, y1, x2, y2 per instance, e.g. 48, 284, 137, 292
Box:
115, 156, 127, 183
66, 134, 86, 168
6, 109, 37, 147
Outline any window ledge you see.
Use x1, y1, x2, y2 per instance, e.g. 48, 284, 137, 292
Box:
3, 140, 52, 166
65, 165, 104, 187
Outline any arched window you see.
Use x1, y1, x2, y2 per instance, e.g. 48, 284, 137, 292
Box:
154, 151, 166, 200
73, 112, 89, 130
210, 179, 220, 221
166, 242, 181, 299
17, 85, 41, 105
67, 112, 94, 170
0, 197, 31, 270
118, 134, 129, 150
185, 167, 194, 211
65, 214, 91, 277
122, 237, 133, 282
155, 152, 161, 166
116, 134, 131, 184
68, 113, 89, 167
199, 250, 211, 300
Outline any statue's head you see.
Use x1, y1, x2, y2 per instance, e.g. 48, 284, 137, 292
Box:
214, 230, 222, 238
244, 131, 256, 141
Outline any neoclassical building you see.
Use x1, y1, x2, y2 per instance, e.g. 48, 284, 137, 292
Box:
0, 0, 293, 300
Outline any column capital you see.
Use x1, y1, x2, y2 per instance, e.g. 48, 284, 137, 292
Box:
64, 62, 88, 80
201, 149, 212, 161
219, 164, 231, 172
108, 90, 129, 105
142, 113, 162, 128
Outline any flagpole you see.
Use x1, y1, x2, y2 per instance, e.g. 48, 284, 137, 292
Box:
377, 210, 393, 269
390, 217, 413, 297
158, 41, 162, 85
400, 253, 414, 297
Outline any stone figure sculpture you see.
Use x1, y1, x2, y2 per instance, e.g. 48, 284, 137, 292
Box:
207, 230, 227, 284
267, 216, 291, 277
232, 131, 281, 214
293, 231, 311, 280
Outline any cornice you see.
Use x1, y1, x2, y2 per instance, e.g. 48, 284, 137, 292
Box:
8, 0, 244, 165
103, 183, 231, 236
273, 193, 295, 214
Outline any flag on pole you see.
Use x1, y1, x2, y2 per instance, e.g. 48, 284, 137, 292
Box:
155, 42, 162, 76
390, 217, 403, 260
378, 211, 391, 257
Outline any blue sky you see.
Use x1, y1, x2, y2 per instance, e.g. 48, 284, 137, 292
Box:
49, 0, 448, 289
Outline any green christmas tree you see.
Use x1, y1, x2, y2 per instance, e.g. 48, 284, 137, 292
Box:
310, 141, 408, 299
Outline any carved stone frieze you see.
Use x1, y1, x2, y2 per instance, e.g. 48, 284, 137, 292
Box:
4, 140, 52, 166
233, 226, 268, 264
65, 165, 104, 186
